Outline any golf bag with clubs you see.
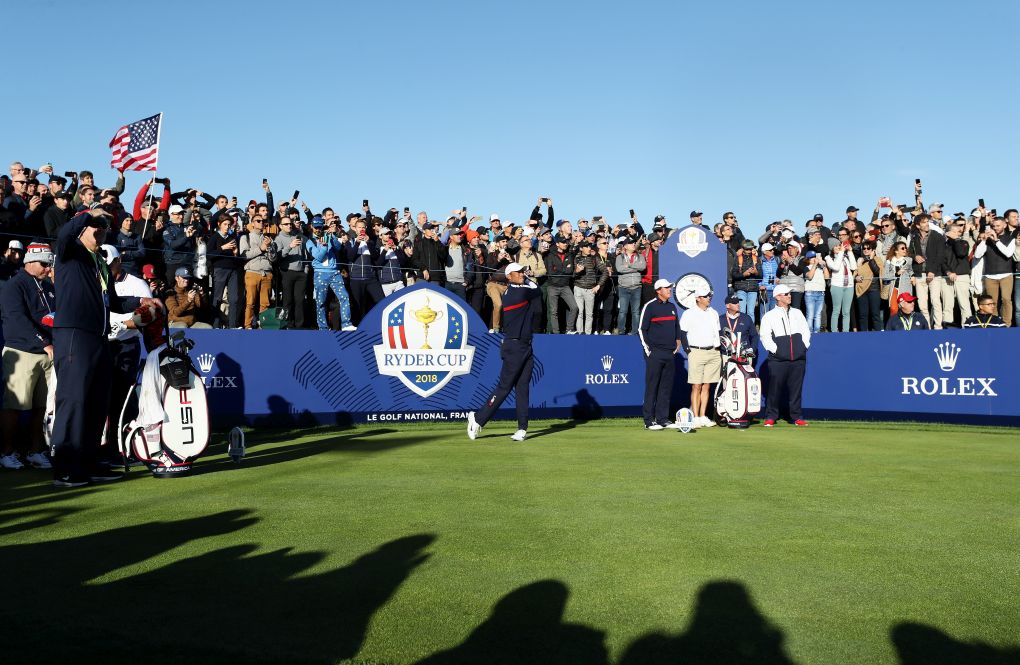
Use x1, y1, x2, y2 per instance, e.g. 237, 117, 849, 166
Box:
714, 331, 761, 428
119, 315, 210, 477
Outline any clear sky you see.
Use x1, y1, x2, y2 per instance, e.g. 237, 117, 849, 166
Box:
5, 0, 1018, 239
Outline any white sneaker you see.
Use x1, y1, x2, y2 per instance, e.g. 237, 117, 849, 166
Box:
702, 417, 717, 428
25, 452, 52, 469
663, 421, 682, 430
510, 429, 527, 442
646, 423, 664, 431
566, 331, 579, 335
0, 453, 24, 470
341, 325, 357, 331
466, 412, 481, 440
488, 328, 496, 334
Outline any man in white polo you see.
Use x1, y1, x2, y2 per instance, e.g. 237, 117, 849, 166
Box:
679, 286, 721, 428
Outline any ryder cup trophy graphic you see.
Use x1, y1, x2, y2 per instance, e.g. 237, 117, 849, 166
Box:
412, 296, 444, 349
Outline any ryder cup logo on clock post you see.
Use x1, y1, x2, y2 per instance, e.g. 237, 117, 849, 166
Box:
675, 226, 709, 258
373, 289, 476, 398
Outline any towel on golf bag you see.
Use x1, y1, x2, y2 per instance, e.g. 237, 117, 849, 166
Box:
136, 343, 169, 429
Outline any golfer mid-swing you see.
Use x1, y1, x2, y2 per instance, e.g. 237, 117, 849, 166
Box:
467, 262, 542, 442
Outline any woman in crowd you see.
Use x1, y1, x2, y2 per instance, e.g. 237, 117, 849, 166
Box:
594, 236, 617, 334
882, 241, 912, 316
825, 230, 857, 332
775, 241, 806, 311
854, 240, 884, 331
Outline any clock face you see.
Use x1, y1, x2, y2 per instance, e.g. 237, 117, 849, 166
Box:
673, 273, 712, 310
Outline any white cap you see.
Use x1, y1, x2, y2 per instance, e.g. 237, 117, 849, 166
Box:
100, 244, 120, 264
504, 262, 524, 276
787, 241, 802, 250
490, 213, 500, 222
774, 284, 792, 296
761, 242, 775, 252
653, 278, 672, 290
169, 204, 185, 215
694, 286, 712, 298
781, 229, 794, 239
8, 240, 24, 251
522, 227, 535, 237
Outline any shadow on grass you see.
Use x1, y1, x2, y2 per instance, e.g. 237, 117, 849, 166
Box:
416, 579, 609, 665
525, 420, 579, 440
0, 471, 90, 536
619, 580, 796, 665
0, 509, 435, 664
891, 622, 1020, 665
192, 427, 424, 475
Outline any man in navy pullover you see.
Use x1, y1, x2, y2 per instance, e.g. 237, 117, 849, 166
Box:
50, 209, 157, 487
0, 242, 57, 470
467, 262, 543, 442
638, 279, 682, 429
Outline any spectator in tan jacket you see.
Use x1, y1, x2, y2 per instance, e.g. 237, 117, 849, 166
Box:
166, 267, 211, 328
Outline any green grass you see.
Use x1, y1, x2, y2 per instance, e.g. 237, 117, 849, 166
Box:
1, 419, 1018, 664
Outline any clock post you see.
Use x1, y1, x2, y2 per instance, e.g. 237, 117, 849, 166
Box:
658, 224, 730, 313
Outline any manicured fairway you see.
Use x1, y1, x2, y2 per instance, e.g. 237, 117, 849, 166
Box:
1, 420, 1017, 664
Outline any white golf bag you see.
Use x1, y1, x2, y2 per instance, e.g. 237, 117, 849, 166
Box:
714, 331, 761, 428
119, 332, 210, 477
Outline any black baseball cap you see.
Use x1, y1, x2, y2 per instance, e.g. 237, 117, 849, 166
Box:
690, 210, 703, 217
813, 213, 824, 221
725, 294, 740, 305
846, 206, 859, 213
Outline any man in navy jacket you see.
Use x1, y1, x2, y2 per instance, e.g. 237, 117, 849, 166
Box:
50, 209, 158, 487
638, 279, 682, 429
0, 243, 57, 470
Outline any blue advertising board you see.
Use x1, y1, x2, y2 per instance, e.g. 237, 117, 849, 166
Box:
185, 282, 1018, 427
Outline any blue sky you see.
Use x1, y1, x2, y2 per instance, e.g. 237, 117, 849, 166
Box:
6, 1, 1018, 238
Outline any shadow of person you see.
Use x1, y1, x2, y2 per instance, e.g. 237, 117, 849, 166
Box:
253, 394, 297, 429
416, 579, 608, 665
1, 515, 435, 665
208, 352, 245, 429
891, 622, 1020, 665
571, 389, 604, 421
619, 580, 796, 665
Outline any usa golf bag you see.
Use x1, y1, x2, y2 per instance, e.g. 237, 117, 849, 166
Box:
119, 331, 210, 477
714, 331, 761, 428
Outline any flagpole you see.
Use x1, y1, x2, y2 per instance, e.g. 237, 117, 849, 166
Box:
140, 112, 163, 241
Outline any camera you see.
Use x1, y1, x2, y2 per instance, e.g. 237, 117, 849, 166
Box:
64, 171, 77, 179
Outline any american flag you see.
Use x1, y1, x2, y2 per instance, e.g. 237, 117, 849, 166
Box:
109, 113, 161, 172
387, 304, 409, 349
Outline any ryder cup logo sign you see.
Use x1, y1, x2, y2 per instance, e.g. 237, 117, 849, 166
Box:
900, 342, 997, 397
675, 226, 709, 258
373, 290, 475, 398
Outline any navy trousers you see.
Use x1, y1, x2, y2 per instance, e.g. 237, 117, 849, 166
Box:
643, 348, 676, 426
764, 357, 805, 422
51, 328, 113, 480
476, 338, 534, 430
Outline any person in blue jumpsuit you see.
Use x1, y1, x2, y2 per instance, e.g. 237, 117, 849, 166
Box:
637, 278, 682, 429
50, 209, 157, 487
467, 262, 543, 442
306, 215, 354, 331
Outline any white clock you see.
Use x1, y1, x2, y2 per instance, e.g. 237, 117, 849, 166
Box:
673, 273, 713, 310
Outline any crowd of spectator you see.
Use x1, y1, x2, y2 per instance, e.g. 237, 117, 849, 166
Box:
2, 163, 1017, 339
